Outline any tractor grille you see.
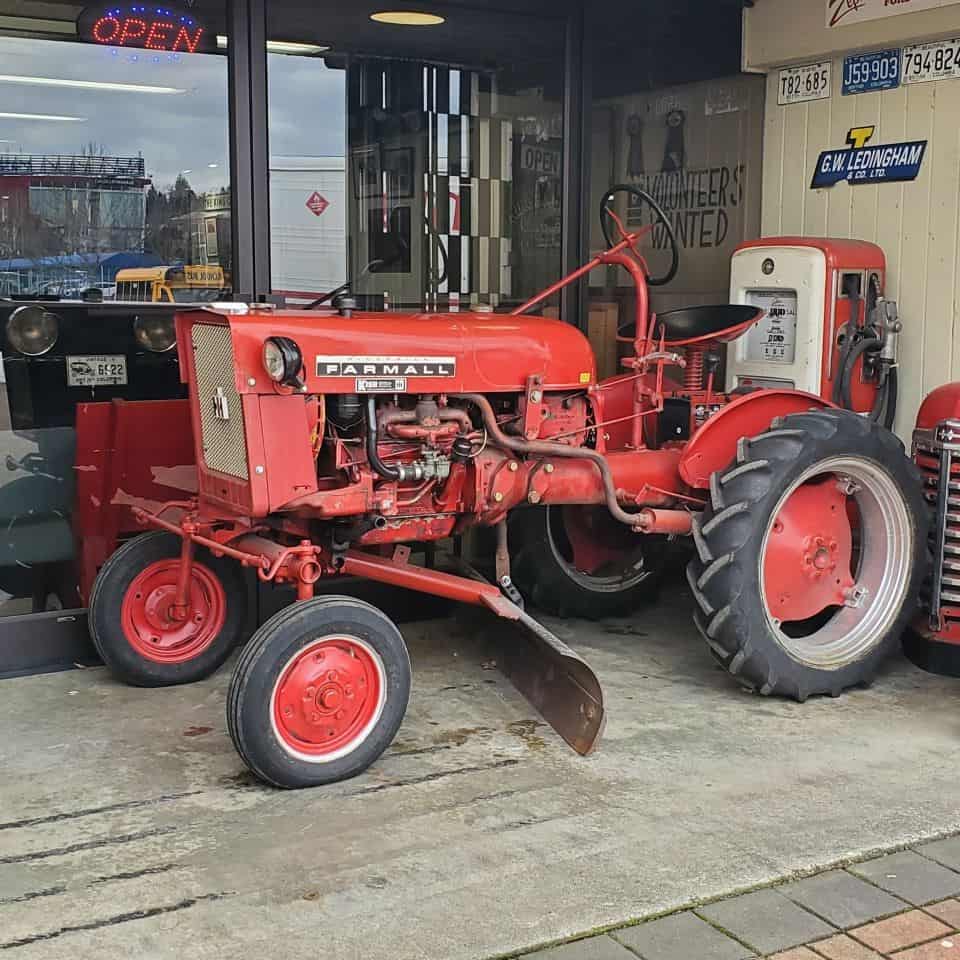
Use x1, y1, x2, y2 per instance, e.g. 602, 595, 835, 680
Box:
913, 420, 960, 627
191, 322, 249, 480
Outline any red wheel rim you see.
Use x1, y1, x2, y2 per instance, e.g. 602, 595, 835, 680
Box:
561, 506, 632, 576
121, 560, 227, 664
271, 636, 386, 761
550, 506, 653, 590
763, 478, 856, 625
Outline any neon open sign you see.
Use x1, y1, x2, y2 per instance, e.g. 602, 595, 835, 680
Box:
77, 4, 216, 54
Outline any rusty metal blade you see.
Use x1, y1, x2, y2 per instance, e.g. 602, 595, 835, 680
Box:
468, 607, 605, 756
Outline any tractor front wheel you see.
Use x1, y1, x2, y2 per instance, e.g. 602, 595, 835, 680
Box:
510, 505, 666, 619
89, 531, 248, 687
227, 597, 411, 788
688, 409, 926, 700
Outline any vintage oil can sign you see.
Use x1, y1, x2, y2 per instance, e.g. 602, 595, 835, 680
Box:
811, 126, 927, 188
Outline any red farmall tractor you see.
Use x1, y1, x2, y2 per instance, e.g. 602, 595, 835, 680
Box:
88, 189, 926, 788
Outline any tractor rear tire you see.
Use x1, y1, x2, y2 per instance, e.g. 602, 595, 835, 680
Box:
227, 597, 411, 789
89, 531, 248, 687
687, 409, 926, 701
510, 505, 666, 619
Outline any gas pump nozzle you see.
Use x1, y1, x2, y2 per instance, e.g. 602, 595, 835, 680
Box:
875, 300, 902, 365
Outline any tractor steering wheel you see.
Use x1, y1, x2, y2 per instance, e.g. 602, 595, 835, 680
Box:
600, 184, 679, 287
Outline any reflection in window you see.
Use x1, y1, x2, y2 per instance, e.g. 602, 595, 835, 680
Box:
267, 45, 564, 310
0, 36, 231, 297
267, 52, 346, 303
0, 31, 229, 615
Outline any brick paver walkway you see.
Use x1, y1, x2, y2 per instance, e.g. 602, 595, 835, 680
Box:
515, 836, 960, 960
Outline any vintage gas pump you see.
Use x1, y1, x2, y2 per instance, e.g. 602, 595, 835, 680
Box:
727, 238, 900, 427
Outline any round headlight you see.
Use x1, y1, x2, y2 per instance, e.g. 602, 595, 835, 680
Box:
6, 305, 59, 356
133, 313, 176, 353
263, 337, 302, 385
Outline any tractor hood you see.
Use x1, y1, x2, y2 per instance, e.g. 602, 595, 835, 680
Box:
178, 307, 597, 394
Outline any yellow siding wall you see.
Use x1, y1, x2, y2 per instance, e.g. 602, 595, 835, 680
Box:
757, 55, 960, 439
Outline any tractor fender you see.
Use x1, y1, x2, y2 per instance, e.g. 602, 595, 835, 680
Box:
678, 389, 834, 489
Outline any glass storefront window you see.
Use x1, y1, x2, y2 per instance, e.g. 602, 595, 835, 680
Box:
266, 4, 566, 311
586, 13, 762, 378
0, 34, 231, 299
0, 22, 229, 616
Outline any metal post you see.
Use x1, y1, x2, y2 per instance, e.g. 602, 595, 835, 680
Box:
560, 3, 590, 331
227, 0, 271, 300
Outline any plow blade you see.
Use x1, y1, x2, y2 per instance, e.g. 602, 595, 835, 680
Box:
339, 548, 605, 756
480, 608, 606, 756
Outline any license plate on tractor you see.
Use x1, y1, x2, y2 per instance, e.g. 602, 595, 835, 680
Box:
66, 355, 128, 387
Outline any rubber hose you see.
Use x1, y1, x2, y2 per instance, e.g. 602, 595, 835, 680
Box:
831, 322, 856, 406
365, 398, 401, 481
883, 367, 898, 431
451, 392, 645, 529
838, 334, 882, 413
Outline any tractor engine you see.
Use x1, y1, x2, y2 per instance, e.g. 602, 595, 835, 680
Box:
175, 303, 626, 554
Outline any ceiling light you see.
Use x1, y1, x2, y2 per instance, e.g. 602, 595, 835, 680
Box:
216, 35, 330, 54
267, 39, 331, 54
207, 163, 218, 168
0, 75, 185, 94
0, 16, 76, 36
0, 111, 86, 122
370, 11, 445, 25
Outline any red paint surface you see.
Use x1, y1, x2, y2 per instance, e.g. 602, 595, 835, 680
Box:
763, 481, 855, 623
120, 557, 226, 663
678, 389, 833, 489
273, 636, 383, 756
179, 308, 598, 395
916, 383, 960, 429
74, 399, 196, 603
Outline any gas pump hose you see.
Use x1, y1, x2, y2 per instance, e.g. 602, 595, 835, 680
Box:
832, 326, 896, 431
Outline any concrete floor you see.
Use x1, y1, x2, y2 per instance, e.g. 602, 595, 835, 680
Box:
2, 585, 960, 960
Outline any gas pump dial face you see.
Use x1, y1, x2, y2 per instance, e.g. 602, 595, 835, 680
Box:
743, 289, 798, 365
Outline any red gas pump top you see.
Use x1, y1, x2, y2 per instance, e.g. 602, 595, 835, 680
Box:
735, 237, 886, 272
